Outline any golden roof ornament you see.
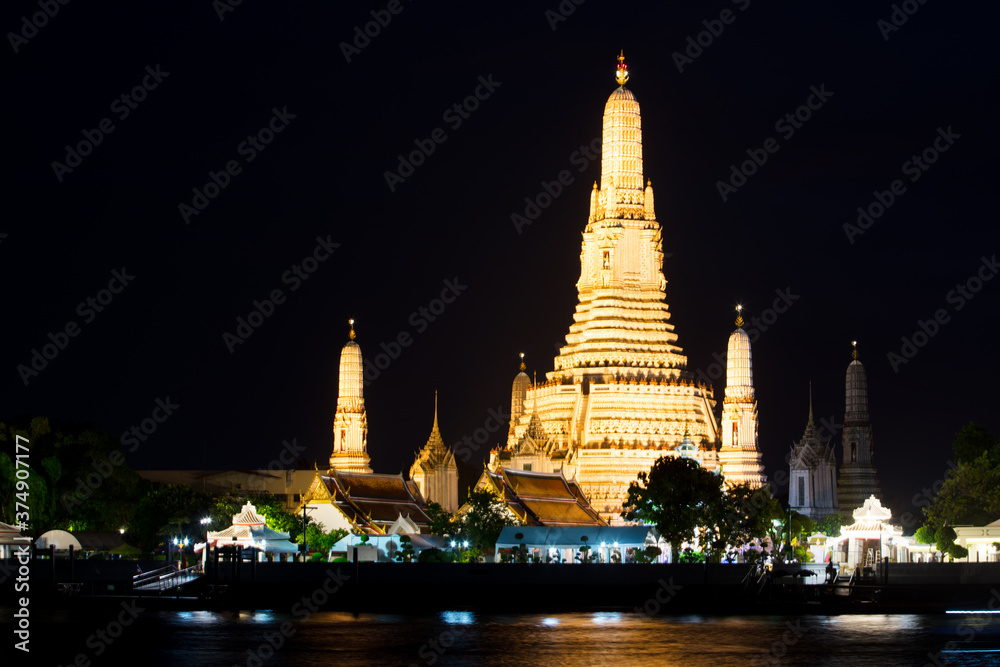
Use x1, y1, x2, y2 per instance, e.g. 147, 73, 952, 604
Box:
349, 318, 356, 341
735, 304, 744, 329
615, 50, 629, 86
519, 352, 526, 372
852, 340, 858, 360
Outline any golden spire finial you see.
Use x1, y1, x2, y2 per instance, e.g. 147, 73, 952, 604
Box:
349, 318, 356, 341
808, 381, 814, 427
615, 50, 629, 86
735, 304, 744, 329
519, 352, 526, 372
433, 389, 439, 428
852, 340, 858, 360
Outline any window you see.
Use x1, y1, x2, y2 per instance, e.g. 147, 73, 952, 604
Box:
523, 463, 532, 471
797, 477, 805, 506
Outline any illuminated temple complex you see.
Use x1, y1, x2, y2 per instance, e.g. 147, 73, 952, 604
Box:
490, 55, 765, 523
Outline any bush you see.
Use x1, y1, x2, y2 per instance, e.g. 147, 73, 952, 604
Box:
678, 548, 705, 563
947, 544, 969, 560
417, 548, 454, 563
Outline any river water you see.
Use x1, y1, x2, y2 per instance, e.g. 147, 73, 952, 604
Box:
12, 607, 1000, 666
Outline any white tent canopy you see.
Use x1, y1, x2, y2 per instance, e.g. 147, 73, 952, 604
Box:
495, 526, 660, 561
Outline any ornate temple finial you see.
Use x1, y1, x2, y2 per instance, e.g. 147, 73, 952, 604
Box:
349, 318, 356, 341
615, 50, 629, 86
735, 304, 744, 329
519, 352, 526, 372
808, 381, 814, 426
433, 389, 439, 428
852, 340, 858, 360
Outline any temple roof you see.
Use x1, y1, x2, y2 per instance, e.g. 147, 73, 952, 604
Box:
316, 469, 432, 535
474, 467, 606, 527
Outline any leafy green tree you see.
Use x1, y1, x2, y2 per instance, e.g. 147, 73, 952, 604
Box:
951, 422, 999, 465
395, 535, 415, 562
948, 544, 969, 560
914, 525, 936, 546
424, 501, 454, 537
131, 484, 209, 556
0, 417, 145, 535
935, 526, 958, 554
716, 483, 781, 560
296, 523, 348, 554
622, 456, 724, 561
815, 513, 846, 538
418, 547, 454, 563
455, 488, 520, 551
632, 546, 662, 564
925, 453, 1000, 529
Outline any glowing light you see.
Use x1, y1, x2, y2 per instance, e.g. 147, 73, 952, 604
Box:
541, 617, 560, 626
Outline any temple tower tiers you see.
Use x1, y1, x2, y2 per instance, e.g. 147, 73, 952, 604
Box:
837, 343, 881, 516
330, 319, 372, 474
507, 354, 531, 446
718, 308, 766, 488
496, 54, 721, 524
789, 384, 839, 519
410, 391, 459, 512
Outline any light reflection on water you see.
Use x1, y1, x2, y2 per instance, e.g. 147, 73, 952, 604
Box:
17, 608, 1000, 667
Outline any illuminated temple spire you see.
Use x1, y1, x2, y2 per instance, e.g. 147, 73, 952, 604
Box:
837, 341, 881, 515
410, 390, 458, 511
498, 53, 722, 524
719, 306, 766, 487
330, 318, 371, 473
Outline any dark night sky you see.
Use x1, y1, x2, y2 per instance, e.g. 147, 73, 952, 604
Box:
4, 1, 998, 523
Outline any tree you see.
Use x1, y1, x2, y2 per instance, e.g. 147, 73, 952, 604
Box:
424, 501, 454, 537
925, 453, 1000, 529
716, 483, 781, 560
621, 455, 725, 561
0, 417, 145, 535
395, 535, 416, 562
296, 523, 349, 554
455, 488, 520, 551
131, 484, 209, 556
913, 525, 936, 546
951, 422, 999, 466
815, 513, 846, 538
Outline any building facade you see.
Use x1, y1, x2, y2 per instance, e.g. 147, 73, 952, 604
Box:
409, 392, 459, 512
788, 387, 839, 519
329, 320, 371, 474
